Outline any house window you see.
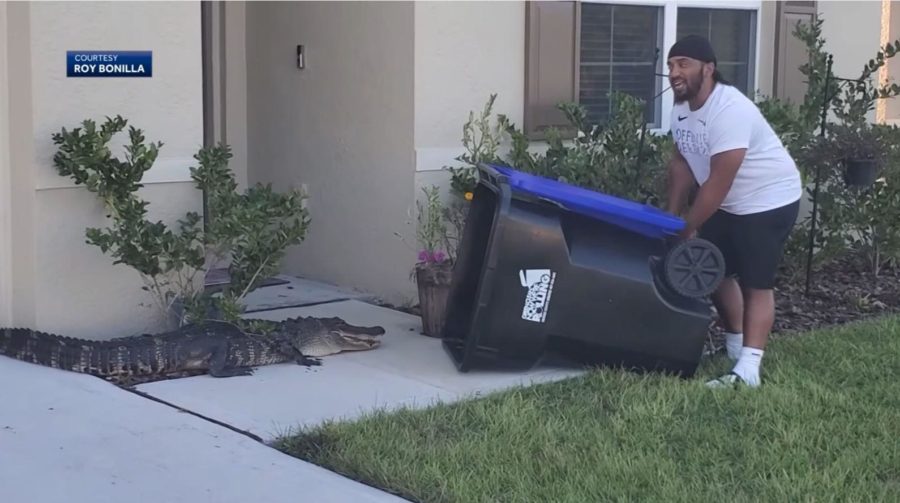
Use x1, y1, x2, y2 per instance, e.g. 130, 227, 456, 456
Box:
676, 7, 757, 96
579, 3, 664, 127
523, 1, 760, 139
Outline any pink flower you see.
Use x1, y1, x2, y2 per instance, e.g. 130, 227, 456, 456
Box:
418, 248, 449, 264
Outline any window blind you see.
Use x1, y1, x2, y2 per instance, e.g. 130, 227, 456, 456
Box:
677, 8, 756, 96
579, 3, 663, 126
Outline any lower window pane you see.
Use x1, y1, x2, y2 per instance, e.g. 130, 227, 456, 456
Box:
580, 65, 611, 124
717, 63, 750, 95
579, 3, 662, 126
580, 64, 657, 125
676, 7, 755, 94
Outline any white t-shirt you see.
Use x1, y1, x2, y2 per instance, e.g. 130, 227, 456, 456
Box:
671, 83, 802, 215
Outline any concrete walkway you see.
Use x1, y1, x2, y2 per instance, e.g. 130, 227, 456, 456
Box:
0, 356, 408, 503
0, 278, 585, 502
137, 300, 584, 441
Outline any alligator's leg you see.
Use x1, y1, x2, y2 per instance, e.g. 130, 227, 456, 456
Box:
207, 345, 255, 378
278, 341, 322, 367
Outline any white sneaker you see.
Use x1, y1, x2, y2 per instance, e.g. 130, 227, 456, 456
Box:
705, 372, 755, 389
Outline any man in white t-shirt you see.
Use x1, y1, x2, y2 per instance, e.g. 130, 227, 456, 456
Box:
665, 35, 802, 388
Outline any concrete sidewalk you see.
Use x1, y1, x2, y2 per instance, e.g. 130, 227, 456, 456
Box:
136, 300, 585, 441
0, 356, 409, 503
0, 283, 584, 503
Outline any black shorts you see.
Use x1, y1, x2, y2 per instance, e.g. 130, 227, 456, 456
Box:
698, 199, 800, 290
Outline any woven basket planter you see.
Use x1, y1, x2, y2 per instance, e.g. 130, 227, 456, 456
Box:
415, 261, 453, 337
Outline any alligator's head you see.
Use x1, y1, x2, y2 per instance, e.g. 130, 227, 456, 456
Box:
323, 317, 385, 349
286, 316, 385, 357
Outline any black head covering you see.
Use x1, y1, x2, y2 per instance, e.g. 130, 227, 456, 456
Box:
668, 34, 729, 83
667, 35, 717, 64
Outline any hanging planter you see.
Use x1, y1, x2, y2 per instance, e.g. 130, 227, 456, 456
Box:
826, 123, 885, 188
415, 260, 453, 337
843, 157, 879, 187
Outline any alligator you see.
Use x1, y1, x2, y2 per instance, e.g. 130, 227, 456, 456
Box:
0, 316, 385, 386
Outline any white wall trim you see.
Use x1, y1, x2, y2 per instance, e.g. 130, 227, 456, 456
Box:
36, 157, 197, 191
415, 146, 467, 172
661, 2, 678, 133
753, 4, 762, 95
674, 0, 761, 9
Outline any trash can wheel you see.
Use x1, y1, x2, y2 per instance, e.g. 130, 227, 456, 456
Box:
662, 238, 725, 299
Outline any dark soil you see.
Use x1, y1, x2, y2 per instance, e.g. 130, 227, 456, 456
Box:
771, 256, 900, 335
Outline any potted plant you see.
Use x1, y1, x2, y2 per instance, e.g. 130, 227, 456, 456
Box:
829, 123, 884, 187
413, 186, 454, 337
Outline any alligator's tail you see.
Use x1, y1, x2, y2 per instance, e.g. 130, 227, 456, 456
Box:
0, 327, 128, 376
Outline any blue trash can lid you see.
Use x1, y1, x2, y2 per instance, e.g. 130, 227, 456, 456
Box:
490, 165, 685, 239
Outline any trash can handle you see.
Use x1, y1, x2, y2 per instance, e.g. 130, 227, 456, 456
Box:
477, 163, 508, 188
477, 163, 571, 211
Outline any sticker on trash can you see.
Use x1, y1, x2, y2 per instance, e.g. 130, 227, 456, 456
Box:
519, 269, 556, 323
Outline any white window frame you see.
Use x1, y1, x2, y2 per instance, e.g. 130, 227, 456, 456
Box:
579, 0, 762, 134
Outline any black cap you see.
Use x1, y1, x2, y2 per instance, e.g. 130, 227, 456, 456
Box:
667, 35, 717, 64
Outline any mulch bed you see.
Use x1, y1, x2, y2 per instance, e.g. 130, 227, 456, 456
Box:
772, 255, 900, 336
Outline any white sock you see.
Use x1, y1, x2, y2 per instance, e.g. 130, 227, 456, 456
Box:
725, 332, 743, 361
731, 347, 764, 387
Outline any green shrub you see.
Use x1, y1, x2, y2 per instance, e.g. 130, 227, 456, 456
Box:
52, 115, 311, 329
548, 93, 673, 208
446, 92, 673, 208
815, 124, 900, 275
445, 94, 506, 198
442, 13, 900, 281
756, 14, 900, 277
190, 144, 311, 317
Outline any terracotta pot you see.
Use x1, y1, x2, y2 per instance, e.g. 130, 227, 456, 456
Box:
844, 158, 879, 187
415, 261, 454, 337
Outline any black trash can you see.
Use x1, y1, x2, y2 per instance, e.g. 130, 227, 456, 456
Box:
441, 163, 725, 377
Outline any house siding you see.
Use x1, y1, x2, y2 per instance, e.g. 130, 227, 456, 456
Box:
0, 2, 14, 327
245, 1, 418, 306
5, 1, 205, 339
4, 1, 37, 330
3, 0, 891, 337
818, 0, 884, 123
412, 0, 529, 251
413, 0, 526, 173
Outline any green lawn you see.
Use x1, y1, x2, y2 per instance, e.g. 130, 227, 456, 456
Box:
276, 316, 900, 502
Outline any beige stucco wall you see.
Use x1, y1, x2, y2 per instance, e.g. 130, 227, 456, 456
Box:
4, 1, 37, 329
0, 2, 12, 326
412, 0, 526, 221
224, 1, 249, 191
819, 0, 884, 123
204, 1, 249, 191
7, 1, 204, 339
245, 1, 417, 306
819, 1, 883, 78
413, 1, 525, 172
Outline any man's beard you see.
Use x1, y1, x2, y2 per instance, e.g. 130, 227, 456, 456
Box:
671, 71, 703, 103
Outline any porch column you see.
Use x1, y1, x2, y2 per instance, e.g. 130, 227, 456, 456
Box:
0, 1, 37, 328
